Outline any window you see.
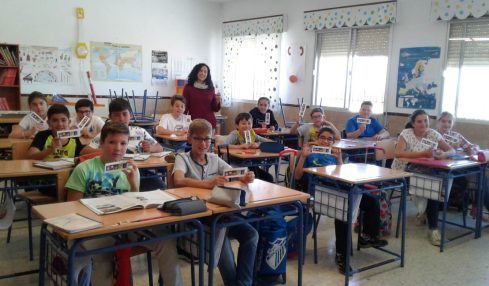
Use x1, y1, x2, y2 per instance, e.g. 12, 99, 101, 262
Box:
313, 26, 390, 114
222, 33, 281, 101
442, 19, 489, 121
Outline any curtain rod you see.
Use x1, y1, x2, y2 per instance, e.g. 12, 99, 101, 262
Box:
304, 0, 396, 14
223, 14, 283, 24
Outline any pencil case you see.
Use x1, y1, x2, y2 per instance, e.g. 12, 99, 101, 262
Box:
160, 197, 207, 216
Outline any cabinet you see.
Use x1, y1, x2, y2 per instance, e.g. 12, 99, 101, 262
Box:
0, 44, 20, 110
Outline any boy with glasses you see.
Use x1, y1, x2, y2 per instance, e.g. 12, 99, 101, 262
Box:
173, 119, 258, 286
71, 99, 105, 140
290, 107, 340, 147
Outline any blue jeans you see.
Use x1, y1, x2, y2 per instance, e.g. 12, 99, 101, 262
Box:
218, 222, 258, 286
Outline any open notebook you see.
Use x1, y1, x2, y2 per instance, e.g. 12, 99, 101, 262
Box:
44, 213, 103, 233
80, 190, 177, 215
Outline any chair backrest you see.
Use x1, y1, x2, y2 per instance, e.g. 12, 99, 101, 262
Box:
12, 140, 32, 160
375, 138, 396, 161
278, 149, 298, 188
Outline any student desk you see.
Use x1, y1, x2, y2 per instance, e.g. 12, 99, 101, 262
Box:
257, 128, 298, 147
216, 147, 284, 182
0, 159, 71, 202
133, 156, 173, 188
33, 201, 211, 286
0, 138, 31, 159
399, 157, 486, 251
166, 180, 309, 286
304, 163, 411, 286
0, 116, 22, 138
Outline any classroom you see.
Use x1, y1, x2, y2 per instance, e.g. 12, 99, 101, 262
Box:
1, 0, 489, 285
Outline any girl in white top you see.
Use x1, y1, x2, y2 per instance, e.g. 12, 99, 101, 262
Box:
392, 109, 454, 246
9, 91, 49, 139
436, 111, 487, 222
157, 95, 191, 136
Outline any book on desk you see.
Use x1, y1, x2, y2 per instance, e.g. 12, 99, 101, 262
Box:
44, 213, 103, 233
33, 158, 75, 170
80, 190, 178, 215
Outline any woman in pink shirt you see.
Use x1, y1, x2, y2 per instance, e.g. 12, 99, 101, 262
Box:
183, 63, 221, 128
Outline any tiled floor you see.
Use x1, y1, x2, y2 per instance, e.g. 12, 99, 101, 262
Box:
1, 197, 489, 286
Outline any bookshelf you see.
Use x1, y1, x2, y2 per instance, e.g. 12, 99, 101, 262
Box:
0, 44, 20, 110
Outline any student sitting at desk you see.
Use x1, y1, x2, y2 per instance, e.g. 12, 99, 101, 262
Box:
81, 98, 163, 155
249, 97, 279, 129
9, 91, 49, 139
70, 99, 104, 140
156, 95, 191, 151
437, 111, 488, 222
294, 127, 387, 274
222, 112, 274, 182
392, 109, 454, 246
345, 101, 389, 140
66, 122, 182, 286
173, 119, 258, 286
290, 107, 340, 147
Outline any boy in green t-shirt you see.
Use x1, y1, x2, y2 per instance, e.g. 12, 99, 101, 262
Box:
66, 123, 182, 286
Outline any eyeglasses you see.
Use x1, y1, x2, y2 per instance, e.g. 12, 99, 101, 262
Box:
311, 115, 323, 119
77, 109, 92, 115
192, 137, 212, 143
318, 136, 334, 142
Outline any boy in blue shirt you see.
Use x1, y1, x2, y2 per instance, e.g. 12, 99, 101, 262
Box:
345, 101, 389, 140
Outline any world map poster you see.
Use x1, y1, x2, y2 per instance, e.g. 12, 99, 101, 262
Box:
90, 42, 142, 82
396, 47, 441, 110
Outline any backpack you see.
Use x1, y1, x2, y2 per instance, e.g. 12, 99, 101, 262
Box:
378, 191, 392, 236
248, 208, 287, 283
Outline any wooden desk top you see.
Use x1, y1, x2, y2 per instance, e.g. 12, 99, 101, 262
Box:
133, 156, 172, 169
0, 138, 31, 149
0, 117, 22, 124
216, 147, 281, 159
156, 134, 188, 142
0, 159, 71, 177
304, 163, 412, 184
33, 201, 212, 240
333, 138, 377, 150
166, 180, 309, 214
399, 157, 481, 170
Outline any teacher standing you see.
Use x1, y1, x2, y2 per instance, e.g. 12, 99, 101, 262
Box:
183, 63, 221, 129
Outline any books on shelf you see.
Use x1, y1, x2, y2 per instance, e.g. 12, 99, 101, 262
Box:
0, 98, 10, 111
0, 46, 17, 66
44, 213, 103, 233
80, 190, 178, 215
33, 159, 75, 170
0, 68, 17, 85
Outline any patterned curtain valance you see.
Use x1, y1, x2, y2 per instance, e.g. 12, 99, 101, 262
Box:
431, 0, 489, 21
304, 1, 397, 30
223, 15, 284, 37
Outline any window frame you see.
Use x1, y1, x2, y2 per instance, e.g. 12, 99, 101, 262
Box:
441, 18, 489, 124
312, 25, 392, 114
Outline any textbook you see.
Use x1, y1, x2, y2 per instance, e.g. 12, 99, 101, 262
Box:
44, 213, 103, 233
80, 190, 178, 215
34, 159, 75, 170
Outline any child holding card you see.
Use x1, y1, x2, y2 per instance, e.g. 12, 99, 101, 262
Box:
70, 99, 104, 140
9, 91, 49, 139
293, 127, 386, 274
392, 109, 454, 246
248, 97, 279, 129
27, 104, 85, 161
157, 95, 191, 136
173, 119, 258, 286
290, 107, 340, 147
66, 122, 182, 286
437, 111, 488, 222
345, 101, 389, 140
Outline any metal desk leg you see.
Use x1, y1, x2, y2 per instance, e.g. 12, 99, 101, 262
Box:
68, 240, 84, 286
344, 189, 354, 286
476, 165, 485, 238
400, 178, 407, 267
39, 224, 48, 286
208, 217, 219, 286
191, 220, 205, 286
440, 177, 450, 252
294, 201, 304, 286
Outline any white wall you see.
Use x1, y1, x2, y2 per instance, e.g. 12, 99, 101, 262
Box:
1, 0, 222, 98
222, 0, 448, 115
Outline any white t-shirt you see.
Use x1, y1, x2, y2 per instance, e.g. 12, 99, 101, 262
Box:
89, 126, 158, 153
18, 113, 49, 132
158, 113, 190, 132
70, 115, 105, 135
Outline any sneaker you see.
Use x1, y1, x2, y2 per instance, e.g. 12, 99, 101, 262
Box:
335, 253, 352, 276
429, 229, 441, 246
416, 212, 427, 226
358, 235, 388, 248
